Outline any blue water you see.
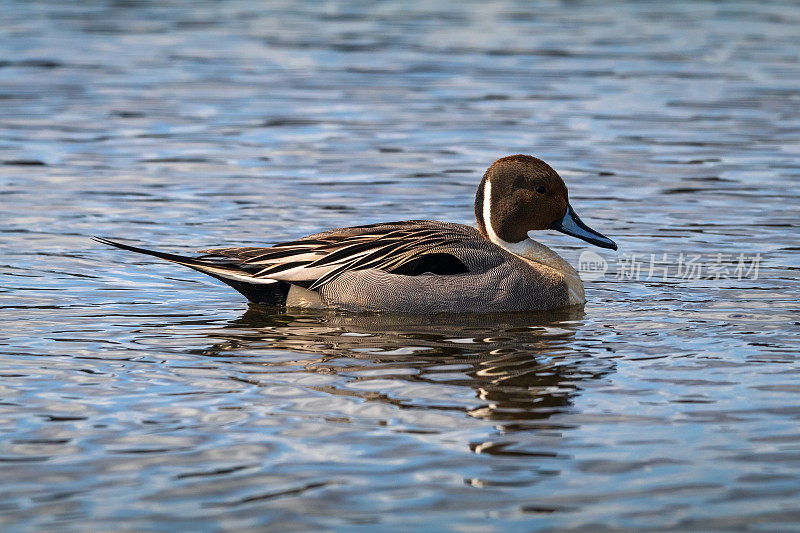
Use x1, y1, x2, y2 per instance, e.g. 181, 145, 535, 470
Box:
1, 1, 800, 530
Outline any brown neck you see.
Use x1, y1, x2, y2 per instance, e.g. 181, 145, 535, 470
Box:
474, 173, 489, 239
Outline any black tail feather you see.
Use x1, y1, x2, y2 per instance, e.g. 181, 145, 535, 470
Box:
92, 236, 215, 268
92, 237, 290, 305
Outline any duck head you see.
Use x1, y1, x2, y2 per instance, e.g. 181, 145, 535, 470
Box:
475, 154, 617, 250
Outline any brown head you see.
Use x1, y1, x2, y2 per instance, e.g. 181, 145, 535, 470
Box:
474, 155, 617, 250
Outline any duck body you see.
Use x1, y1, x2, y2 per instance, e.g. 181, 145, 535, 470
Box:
211, 221, 581, 313
95, 155, 615, 314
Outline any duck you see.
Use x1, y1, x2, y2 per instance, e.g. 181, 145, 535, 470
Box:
94, 154, 616, 313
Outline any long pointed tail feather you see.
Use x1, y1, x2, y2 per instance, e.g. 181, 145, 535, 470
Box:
92, 237, 288, 304
93, 237, 227, 269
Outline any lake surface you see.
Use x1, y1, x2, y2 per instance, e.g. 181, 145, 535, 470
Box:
2, 1, 800, 530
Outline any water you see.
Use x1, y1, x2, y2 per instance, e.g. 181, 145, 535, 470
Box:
2, 1, 800, 530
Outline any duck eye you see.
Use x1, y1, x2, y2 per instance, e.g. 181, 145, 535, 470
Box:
535, 185, 547, 194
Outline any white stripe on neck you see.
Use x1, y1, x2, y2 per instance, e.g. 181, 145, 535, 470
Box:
483, 179, 530, 255
482, 179, 585, 305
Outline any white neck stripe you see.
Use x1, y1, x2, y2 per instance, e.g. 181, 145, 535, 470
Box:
482, 179, 509, 247
483, 179, 526, 253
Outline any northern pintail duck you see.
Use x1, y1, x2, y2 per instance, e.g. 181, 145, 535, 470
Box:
95, 155, 616, 313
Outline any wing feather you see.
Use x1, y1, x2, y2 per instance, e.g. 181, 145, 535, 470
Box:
198, 221, 480, 289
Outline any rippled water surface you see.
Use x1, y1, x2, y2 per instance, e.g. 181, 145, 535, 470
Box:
2, 1, 800, 530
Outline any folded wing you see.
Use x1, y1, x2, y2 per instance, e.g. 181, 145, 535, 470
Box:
199, 221, 473, 290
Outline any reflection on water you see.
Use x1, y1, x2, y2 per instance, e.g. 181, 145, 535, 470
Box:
2, 0, 800, 530
208, 307, 612, 429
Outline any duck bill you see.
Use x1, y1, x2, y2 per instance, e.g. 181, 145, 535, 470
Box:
550, 205, 617, 250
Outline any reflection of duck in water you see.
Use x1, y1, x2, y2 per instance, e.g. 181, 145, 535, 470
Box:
95, 155, 616, 313
199, 306, 614, 427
